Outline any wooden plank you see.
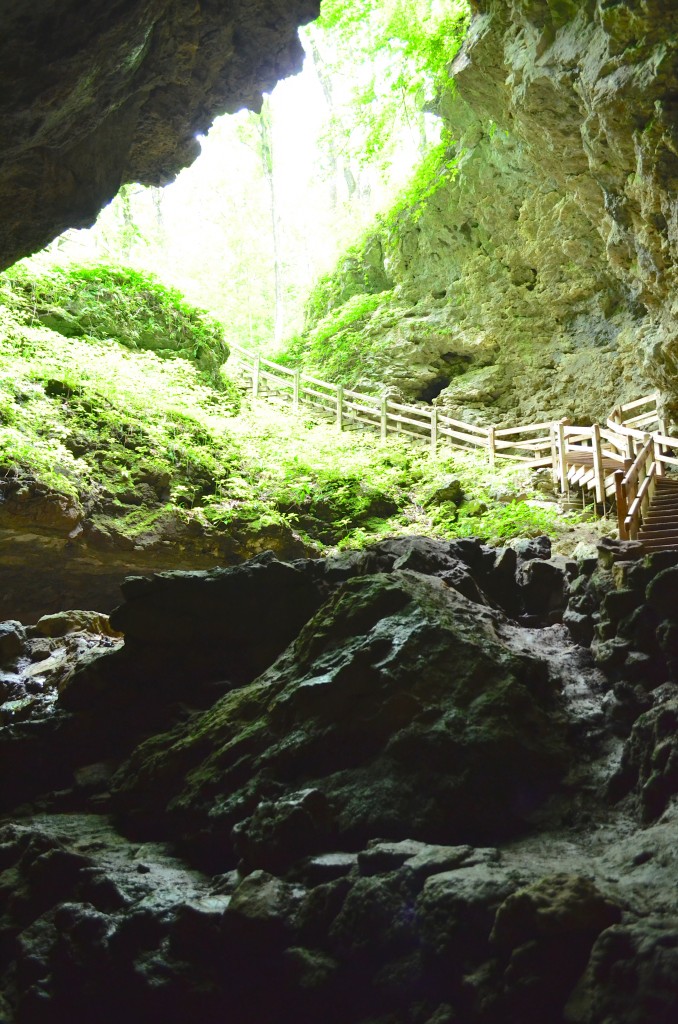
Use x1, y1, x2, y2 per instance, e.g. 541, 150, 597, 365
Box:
614, 469, 628, 539
437, 415, 488, 435
592, 422, 605, 503
654, 438, 665, 478
259, 357, 297, 376
599, 426, 627, 448
437, 425, 489, 447
336, 385, 344, 432
624, 410, 659, 427
388, 412, 430, 431
622, 436, 653, 487
260, 369, 292, 386
431, 407, 438, 457
557, 419, 567, 493
494, 422, 554, 436
550, 425, 559, 486
494, 435, 551, 451
387, 400, 430, 421
345, 399, 381, 417
605, 419, 649, 442
564, 425, 594, 438
599, 448, 626, 463
620, 393, 658, 413
301, 384, 336, 404
495, 453, 551, 464
349, 412, 384, 429
252, 353, 261, 399
301, 372, 337, 390
491, 454, 553, 468
652, 432, 678, 447
380, 397, 387, 441
565, 447, 596, 459
568, 464, 590, 487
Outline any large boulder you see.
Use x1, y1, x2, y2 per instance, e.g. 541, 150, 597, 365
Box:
111, 570, 571, 866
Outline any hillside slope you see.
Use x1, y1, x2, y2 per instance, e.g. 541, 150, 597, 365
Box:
0, 262, 586, 620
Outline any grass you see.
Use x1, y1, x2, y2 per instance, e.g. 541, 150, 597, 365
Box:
0, 260, 590, 553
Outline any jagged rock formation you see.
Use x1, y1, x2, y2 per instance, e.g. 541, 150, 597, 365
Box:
3, 538, 678, 1023
304, 1, 678, 425
0, 0, 319, 271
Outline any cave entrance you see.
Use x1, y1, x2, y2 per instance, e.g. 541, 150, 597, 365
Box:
33, 2, 471, 365
417, 377, 451, 403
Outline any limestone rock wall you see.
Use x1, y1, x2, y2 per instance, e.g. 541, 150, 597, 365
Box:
0, 0, 319, 271
316, 0, 678, 424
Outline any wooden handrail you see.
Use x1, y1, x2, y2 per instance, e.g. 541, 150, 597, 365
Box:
619, 393, 659, 413
622, 435, 654, 488
229, 344, 675, 541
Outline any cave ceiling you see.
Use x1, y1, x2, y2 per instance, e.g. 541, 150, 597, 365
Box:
0, 0, 320, 271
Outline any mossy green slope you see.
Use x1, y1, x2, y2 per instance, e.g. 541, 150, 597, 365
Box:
0, 261, 587, 557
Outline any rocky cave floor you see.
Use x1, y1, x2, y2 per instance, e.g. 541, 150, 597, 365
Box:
1, 534, 678, 1024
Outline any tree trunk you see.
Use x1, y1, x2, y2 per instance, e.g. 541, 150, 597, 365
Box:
258, 97, 284, 348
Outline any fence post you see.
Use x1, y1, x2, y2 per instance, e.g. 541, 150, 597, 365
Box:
639, 433, 652, 520
592, 422, 605, 505
550, 423, 559, 486
614, 470, 628, 540
557, 419, 568, 493
655, 436, 665, 477
380, 397, 387, 441
487, 425, 496, 470
430, 406, 438, 457
252, 353, 261, 399
292, 369, 300, 412
625, 434, 634, 461
336, 385, 344, 432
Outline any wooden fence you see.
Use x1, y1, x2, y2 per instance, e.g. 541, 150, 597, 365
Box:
228, 343, 678, 542
230, 343, 560, 466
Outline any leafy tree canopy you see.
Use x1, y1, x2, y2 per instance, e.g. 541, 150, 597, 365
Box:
307, 0, 470, 167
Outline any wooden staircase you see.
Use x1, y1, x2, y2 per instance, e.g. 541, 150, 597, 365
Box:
637, 477, 678, 552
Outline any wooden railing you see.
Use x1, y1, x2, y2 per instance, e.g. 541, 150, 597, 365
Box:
229, 343, 562, 467
228, 344, 676, 542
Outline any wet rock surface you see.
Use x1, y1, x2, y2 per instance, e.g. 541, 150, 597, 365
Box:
1, 536, 678, 1023
0, 478, 313, 624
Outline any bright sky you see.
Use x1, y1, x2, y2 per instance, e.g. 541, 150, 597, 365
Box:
32, 27, 442, 345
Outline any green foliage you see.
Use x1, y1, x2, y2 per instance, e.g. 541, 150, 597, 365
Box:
4, 262, 229, 385
0, 263, 240, 518
0, 261, 588, 554
309, 0, 470, 169
276, 128, 462, 385
275, 291, 394, 383
382, 131, 462, 227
